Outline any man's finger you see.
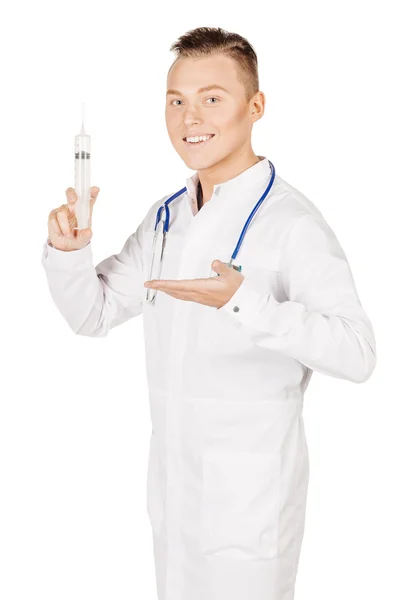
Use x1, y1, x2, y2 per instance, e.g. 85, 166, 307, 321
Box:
145, 278, 208, 290
65, 188, 77, 214
158, 288, 194, 301
90, 187, 100, 207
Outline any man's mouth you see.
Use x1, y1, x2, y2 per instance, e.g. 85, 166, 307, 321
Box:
183, 134, 215, 147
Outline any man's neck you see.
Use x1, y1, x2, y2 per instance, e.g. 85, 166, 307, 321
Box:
197, 148, 260, 204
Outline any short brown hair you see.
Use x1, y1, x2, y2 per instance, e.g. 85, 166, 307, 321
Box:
169, 26, 259, 103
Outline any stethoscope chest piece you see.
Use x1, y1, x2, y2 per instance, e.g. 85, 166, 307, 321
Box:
225, 261, 242, 273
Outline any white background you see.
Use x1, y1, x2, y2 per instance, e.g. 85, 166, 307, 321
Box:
0, 1, 398, 599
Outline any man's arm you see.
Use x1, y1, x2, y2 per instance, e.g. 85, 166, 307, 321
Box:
41, 220, 146, 337
221, 213, 376, 383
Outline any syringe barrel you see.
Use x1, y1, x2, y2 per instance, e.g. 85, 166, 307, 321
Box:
74, 133, 91, 230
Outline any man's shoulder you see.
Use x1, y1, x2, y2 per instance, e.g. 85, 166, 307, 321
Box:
270, 174, 327, 235
274, 174, 324, 217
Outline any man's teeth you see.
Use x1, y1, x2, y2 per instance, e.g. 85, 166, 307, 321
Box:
185, 135, 213, 143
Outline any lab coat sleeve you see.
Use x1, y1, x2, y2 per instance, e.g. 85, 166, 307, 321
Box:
41, 222, 145, 337
220, 213, 376, 383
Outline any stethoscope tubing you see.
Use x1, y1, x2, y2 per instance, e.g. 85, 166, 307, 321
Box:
153, 160, 275, 263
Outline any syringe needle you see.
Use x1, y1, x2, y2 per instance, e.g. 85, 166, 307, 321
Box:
80, 102, 86, 135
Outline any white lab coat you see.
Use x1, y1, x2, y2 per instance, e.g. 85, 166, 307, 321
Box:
41, 156, 376, 600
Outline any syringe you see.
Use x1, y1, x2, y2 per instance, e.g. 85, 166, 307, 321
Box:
74, 103, 91, 230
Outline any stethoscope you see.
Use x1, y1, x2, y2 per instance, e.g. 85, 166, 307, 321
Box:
146, 160, 275, 304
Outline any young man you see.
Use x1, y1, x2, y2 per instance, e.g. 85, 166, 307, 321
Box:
42, 27, 376, 600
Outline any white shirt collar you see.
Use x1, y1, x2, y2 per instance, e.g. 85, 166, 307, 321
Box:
185, 155, 271, 214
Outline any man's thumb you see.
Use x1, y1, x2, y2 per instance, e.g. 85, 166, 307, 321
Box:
79, 228, 92, 241
212, 259, 231, 275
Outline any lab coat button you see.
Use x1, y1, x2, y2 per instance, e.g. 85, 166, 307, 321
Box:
233, 306, 239, 312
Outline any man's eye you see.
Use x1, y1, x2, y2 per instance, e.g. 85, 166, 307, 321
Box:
170, 97, 219, 106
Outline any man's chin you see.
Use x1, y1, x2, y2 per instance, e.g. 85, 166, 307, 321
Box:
181, 154, 218, 171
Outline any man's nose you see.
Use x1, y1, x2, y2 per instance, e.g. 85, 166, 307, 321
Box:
183, 106, 203, 126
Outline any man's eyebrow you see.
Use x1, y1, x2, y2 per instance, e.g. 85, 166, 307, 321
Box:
166, 84, 230, 96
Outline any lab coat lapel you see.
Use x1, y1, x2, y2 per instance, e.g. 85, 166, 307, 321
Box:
145, 157, 274, 316
178, 159, 272, 279
177, 191, 231, 278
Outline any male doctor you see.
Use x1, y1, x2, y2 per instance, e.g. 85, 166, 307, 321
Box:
42, 26, 376, 600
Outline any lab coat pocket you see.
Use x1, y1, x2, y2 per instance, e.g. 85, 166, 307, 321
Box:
201, 450, 281, 560
146, 432, 164, 536
241, 261, 286, 302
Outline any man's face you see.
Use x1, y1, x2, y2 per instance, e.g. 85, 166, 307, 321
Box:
165, 54, 257, 171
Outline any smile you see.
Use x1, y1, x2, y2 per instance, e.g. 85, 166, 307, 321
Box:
183, 134, 215, 148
